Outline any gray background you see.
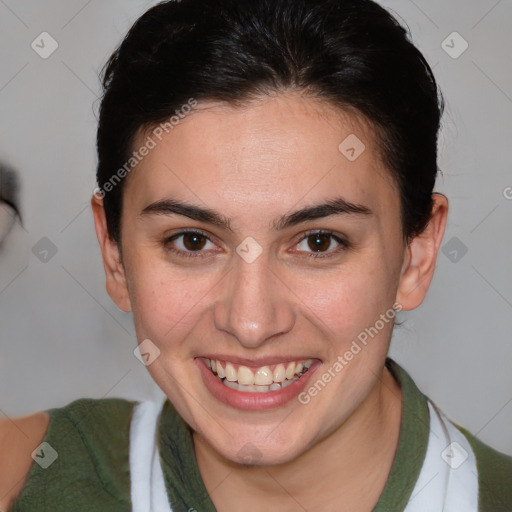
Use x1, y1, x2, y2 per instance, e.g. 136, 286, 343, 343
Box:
0, 0, 511, 455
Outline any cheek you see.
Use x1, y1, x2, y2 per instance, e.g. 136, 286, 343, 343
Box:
291, 257, 396, 344
126, 254, 216, 346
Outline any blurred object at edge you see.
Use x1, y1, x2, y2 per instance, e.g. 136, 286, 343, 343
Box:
0, 162, 21, 248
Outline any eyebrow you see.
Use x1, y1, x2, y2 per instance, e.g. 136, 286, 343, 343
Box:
138, 196, 372, 231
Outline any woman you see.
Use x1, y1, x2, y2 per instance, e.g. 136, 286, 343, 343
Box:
2, 0, 511, 510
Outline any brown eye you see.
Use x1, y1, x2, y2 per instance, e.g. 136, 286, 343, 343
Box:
163, 230, 215, 258
307, 233, 332, 252
295, 230, 350, 258
182, 232, 207, 251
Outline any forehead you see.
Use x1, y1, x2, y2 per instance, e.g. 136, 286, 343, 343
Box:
124, 93, 398, 225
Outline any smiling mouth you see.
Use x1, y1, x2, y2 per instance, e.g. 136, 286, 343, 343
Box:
201, 357, 313, 393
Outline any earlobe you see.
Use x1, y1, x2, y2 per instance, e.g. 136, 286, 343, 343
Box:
396, 193, 448, 311
90, 194, 132, 312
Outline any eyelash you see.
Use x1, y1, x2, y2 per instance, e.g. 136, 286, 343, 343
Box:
162, 229, 351, 260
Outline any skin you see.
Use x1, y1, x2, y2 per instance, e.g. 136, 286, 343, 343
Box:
91, 92, 448, 511
0, 91, 447, 511
0, 412, 50, 510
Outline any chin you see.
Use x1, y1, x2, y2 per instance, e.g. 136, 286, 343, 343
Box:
200, 423, 316, 467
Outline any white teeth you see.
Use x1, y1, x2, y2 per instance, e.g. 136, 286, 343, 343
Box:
273, 363, 286, 382
207, 358, 313, 392
225, 362, 237, 382
254, 366, 273, 385
285, 362, 296, 380
237, 365, 254, 386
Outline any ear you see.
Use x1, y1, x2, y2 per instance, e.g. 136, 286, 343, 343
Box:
91, 192, 132, 312
396, 193, 448, 311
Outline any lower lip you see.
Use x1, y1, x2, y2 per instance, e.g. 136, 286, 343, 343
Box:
195, 358, 320, 411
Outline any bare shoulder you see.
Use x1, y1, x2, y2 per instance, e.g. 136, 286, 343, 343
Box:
0, 411, 50, 511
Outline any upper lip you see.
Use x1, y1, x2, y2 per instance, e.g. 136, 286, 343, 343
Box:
197, 354, 318, 367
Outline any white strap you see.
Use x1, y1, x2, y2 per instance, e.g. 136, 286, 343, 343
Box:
129, 400, 173, 512
404, 401, 479, 512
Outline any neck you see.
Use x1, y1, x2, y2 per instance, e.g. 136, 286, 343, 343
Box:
193, 364, 402, 512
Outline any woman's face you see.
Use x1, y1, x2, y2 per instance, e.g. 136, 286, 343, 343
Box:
115, 93, 409, 464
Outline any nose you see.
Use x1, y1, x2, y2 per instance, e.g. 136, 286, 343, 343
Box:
214, 254, 295, 349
